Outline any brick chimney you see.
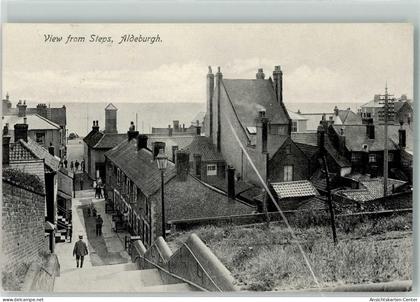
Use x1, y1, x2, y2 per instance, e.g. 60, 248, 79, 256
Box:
366, 118, 375, 139
175, 150, 190, 181
256, 68, 265, 79
227, 166, 236, 200
105, 103, 118, 134
14, 121, 28, 142
206, 66, 215, 139
2, 124, 11, 166
399, 123, 406, 148
272, 66, 283, 104
317, 123, 325, 152
48, 143, 55, 156
256, 109, 268, 153
173, 120, 180, 132
17, 100, 27, 117
171, 145, 179, 162
215, 67, 223, 152
137, 134, 148, 151
127, 121, 139, 141
152, 142, 165, 160
37, 103, 48, 118
92, 120, 100, 132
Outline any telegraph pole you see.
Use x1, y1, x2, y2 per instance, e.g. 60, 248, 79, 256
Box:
379, 84, 394, 197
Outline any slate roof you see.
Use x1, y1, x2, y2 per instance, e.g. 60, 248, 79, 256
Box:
222, 79, 290, 139
271, 180, 319, 199
105, 139, 177, 197
105, 103, 118, 110
9, 160, 46, 193
291, 132, 318, 146
295, 142, 319, 159
3, 114, 61, 130
335, 109, 362, 124
184, 136, 225, 162
205, 176, 256, 196
331, 124, 411, 152
10, 138, 60, 172
83, 130, 126, 149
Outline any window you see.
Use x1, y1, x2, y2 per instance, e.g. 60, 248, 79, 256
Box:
291, 121, 298, 132
283, 165, 293, 181
35, 132, 45, 145
366, 112, 371, 118
207, 164, 217, 176
369, 154, 376, 163
351, 153, 361, 162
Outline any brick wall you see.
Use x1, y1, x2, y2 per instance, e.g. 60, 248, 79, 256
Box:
2, 180, 48, 278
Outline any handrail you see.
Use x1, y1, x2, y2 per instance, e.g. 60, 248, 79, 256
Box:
181, 242, 223, 292
133, 255, 208, 292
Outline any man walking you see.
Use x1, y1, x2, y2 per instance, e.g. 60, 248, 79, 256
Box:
73, 235, 88, 268
96, 215, 104, 236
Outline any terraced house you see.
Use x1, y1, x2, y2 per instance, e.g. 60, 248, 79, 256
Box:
104, 127, 255, 247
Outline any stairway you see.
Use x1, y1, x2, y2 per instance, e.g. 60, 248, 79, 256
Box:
54, 262, 195, 292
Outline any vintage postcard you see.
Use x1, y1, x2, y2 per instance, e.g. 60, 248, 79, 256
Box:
1, 23, 413, 293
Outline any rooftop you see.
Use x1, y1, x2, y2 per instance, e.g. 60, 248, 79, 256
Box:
105, 103, 118, 111
183, 136, 225, 162
271, 180, 319, 199
9, 160, 46, 193
3, 114, 61, 131
287, 110, 308, 121
147, 135, 195, 159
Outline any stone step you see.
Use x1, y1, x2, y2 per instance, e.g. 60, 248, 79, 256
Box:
140, 283, 196, 292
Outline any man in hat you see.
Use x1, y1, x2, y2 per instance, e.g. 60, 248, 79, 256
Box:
73, 235, 88, 268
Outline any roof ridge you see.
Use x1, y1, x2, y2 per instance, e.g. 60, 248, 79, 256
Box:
33, 113, 61, 128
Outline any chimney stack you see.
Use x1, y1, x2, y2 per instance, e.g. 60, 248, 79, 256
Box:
36, 103, 48, 118
272, 66, 283, 104
17, 100, 27, 117
256, 68, 265, 79
173, 120, 180, 132
399, 123, 406, 148
334, 106, 339, 116
256, 109, 268, 153
2, 125, 11, 166
206, 66, 215, 139
171, 145, 178, 162
48, 143, 55, 156
137, 134, 148, 151
317, 123, 325, 152
92, 120, 100, 132
175, 150, 190, 181
152, 142, 166, 160
14, 123, 28, 142
215, 67, 223, 152
127, 121, 139, 141
196, 121, 201, 136
227, 166, 236, 200
366, 118, 375, 139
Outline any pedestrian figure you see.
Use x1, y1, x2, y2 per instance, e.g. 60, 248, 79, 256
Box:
97, 178, 103, 199
92, 207, 97, 217
80, 179, 84, 190
70, 161, 74, 171
96, 215, 104, 236
75, 160, 80, 171
64, 159, 68, 169
73, 235, 88, 268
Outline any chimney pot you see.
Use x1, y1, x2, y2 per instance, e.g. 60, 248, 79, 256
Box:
273, 65, 283, 103
256, 68, 265, 79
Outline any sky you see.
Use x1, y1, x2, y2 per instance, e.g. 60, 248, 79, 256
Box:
2, 23, 413, 105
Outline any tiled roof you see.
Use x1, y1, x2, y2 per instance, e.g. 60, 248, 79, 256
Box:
271, 180, 319, 199
291, 132, 318, 146
105, 139, 177, 197
331, 123, 412, 152
9, 160, 46, 193
297, 196, 328, 211
3, 114, 61, 130
222, 79, 290, 139
94, 133, 127, 149
21, 138, 60, 172
9, 142, 37, 161
184, 136, 225, 162
295, 143, 319, 159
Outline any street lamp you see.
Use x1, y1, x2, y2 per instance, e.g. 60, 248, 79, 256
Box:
156, 149, 168, 239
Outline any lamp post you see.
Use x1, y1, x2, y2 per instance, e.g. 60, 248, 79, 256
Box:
156, 149, 168, 239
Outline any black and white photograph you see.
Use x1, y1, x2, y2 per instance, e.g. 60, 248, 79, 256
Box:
1, 23, 414, 294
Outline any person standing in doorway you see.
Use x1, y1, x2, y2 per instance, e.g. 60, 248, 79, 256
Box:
64, 158, 68, 169
96, 215, 104, 236
73, 235, 88, 268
